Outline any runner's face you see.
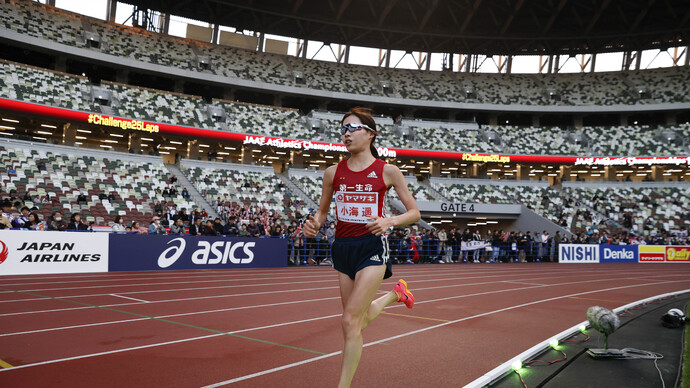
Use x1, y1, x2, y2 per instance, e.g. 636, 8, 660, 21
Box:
341, 116, 373, 154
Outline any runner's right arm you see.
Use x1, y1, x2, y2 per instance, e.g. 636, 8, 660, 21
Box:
303, 165, 335, 238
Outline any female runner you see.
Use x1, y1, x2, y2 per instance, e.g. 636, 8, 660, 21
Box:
303, 107, 420, 388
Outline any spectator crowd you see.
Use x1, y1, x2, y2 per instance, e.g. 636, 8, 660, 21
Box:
2, 186, 688, 266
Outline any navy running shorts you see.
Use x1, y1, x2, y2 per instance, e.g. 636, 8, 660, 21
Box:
331, 234, 392, 280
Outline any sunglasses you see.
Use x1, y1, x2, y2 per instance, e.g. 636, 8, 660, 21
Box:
339, 122, 375, 136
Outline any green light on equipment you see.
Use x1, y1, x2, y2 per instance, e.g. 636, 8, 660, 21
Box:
511, 360, 522, 370
579, 324, 586, 332
549, 339, 559, 348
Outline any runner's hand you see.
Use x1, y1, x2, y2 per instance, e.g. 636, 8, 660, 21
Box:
303, 215, 319, 238
366, 216, 391, 236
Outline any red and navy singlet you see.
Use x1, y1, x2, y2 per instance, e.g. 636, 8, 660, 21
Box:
333, 158, 389, 238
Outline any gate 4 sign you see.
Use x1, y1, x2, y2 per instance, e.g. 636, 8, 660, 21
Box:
666, 246, 690, 262
335, 192, 379, 224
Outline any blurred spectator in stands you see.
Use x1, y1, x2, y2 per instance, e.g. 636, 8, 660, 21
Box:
0, 214, 11, 229
268, 224, 281, 237
154, 201, 163, 213
188, 209, 200, 225
169, 186, 178, 197
169, 218, 185, 235
326, 221, 336, 247
125, 226, 132, 233
213, 218, 224, 234
223, 216, 239, 236
23, 212, 45, 230
247, 219, 261, 237
541, 231, 550, 261
1, 200, 16, 225
149, 216, 167, 235
203, 220, 217, 236
8, 189, 23, 208
137, 221, 149, 234
178, 208, 189, 224
77, 192, 87, 204
170, 175, 178, 184
508, 231, 518, 263
189, 218, 204, 236
418, 229, 429, 263
201, 209, 208, 218
483, 229, 494, 263
437, 228, 447, 260
238, 223, 248, 237
430, 230, 441, 263
445, 227, 456, 263
461, 228, 472, 263
168, 204, 178, 218
181, 188, 190, 199
598, 231, 609, 244
107, 192, 116, 201
523, 231, 534, 262
162, 187, 170, 197
472, 229, 482, 263
111, 215, 126, 233
48, 210, 67, 231
159, 208, 172, 227
66, 213, 88, 231
98, 191, 107, 201
22, 192, 32, 202
554, 231, 562, 255
491, 230, 502, 263
11, 206, 31, 228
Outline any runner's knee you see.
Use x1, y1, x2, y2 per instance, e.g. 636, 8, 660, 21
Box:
341, 311, 365, 336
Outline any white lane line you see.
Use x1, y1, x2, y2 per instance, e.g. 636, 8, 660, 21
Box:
109, 294, 149, 303
501, 280, 549, 286
201, 280, 689, 387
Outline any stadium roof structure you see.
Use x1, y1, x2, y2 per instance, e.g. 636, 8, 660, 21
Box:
124, 0, 690, 55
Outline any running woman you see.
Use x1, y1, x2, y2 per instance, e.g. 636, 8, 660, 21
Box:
303, 107, 420, 388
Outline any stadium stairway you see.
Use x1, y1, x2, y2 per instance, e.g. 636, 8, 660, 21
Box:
278, 172, 319, 211
420, 179, 451, 202
553, 184, 629, 234
165, 163, 221, 220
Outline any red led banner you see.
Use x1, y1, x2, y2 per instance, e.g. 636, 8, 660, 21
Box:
1, 98, 688, 165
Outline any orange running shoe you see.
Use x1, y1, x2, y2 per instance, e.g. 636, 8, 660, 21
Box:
393, 279, 414, 309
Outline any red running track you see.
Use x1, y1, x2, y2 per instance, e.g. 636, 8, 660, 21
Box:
0, 263, 688, 387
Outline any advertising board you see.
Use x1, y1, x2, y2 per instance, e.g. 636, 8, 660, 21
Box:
0, 230, 109, 275
108, 234, 287, 271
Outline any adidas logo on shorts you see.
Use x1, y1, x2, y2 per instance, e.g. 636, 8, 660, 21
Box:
367, 171, 378, 179
369, 255, 381, 262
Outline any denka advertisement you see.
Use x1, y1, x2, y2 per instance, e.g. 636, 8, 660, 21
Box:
108, 234, 287, 271
599, 245, 638, 263
0, 230, 109, 275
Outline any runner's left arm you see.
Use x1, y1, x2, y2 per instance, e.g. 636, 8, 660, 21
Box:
366, 164, 420, 236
